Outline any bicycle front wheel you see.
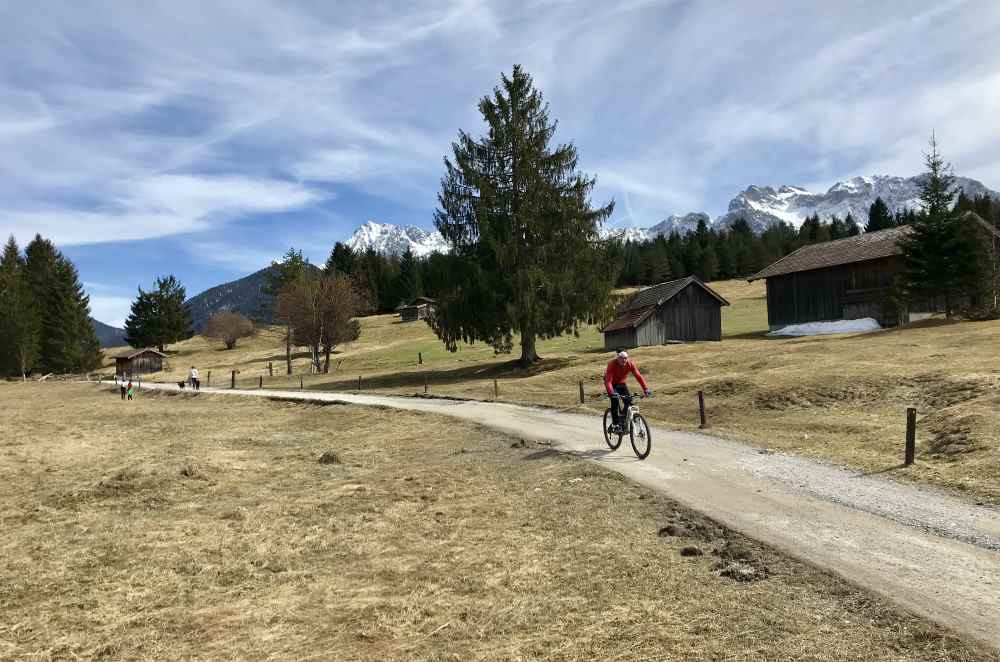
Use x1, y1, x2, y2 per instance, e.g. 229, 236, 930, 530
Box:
629, 414, 652, 460
603, 409, 623, 450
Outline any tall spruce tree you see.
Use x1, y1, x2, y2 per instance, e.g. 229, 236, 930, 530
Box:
396, 247, 422, 304
23, 235, 101, 373
865, 197, 894, 232
433, 65, 616, 365
898, 135, 960, 316
0, 237, 40, 379
324, 242, 356, 276
264, 248, 309, 375
123, 275, 192, 352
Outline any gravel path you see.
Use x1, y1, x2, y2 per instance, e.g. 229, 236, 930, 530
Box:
134, 383, 1000, 651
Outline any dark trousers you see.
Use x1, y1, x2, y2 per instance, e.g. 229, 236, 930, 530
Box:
192, 378, 200, 391
609, 383, 631, 427
120, 386, 126, 400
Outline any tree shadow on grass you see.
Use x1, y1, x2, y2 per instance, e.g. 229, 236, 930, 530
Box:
310, 357, 576, 391
857, 462, 908, 477
522, 446, 640, 462
256, 350, 313, 364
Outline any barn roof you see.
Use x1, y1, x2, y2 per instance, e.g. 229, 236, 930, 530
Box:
114, 348, 167, 360
602, 305, 657, 332
601, 276, 730, 332
748, 212, 1000, 282
623, 276, 730, 311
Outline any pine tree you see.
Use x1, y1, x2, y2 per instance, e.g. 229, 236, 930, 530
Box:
898, 135, 960, 316
264, 248, 309, 375
432, 65, 616, 365
829, 216, 846, 240
324, 242, 356, 276
123, 288, 158, 349
0, 237, 40, 379
123, 275, 192, 352
865, 197, 894, 232
23, 235, 101, 373
844, 214, 861, 236
395, 247, 422, 304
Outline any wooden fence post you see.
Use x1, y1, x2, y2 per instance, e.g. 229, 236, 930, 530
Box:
268, 362, 273, 377
905, 407, 917, 465
300, 375, 303, 390
357, 375, 362, 391
259, 376, 263, 389
418, 352, 422, 365
207, 370, 211, 387
494, 379, 498, 399
698, 391, 707, 429
579, 381, 585, 404
231, 370, 236, 389
424, 374, 428, 394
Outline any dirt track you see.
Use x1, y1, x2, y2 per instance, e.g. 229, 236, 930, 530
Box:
136, 383, 1000, 652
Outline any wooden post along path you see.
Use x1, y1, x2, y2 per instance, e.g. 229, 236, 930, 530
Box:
905, 407, 917, 465
230, 370, 236, 389
579, 381, 585, 404
698, 391, 708, 429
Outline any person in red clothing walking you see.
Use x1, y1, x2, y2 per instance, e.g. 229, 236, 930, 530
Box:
604, 350, 651, 434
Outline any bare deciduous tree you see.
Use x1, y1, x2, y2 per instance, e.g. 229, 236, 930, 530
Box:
278, 273, 369, 373
204, 311, 255, 350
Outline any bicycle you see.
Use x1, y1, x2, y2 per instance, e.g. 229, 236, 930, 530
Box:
603, 392, 652, 460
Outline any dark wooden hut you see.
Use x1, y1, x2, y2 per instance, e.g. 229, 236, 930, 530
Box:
114, 348, 166, 376
399, 296, 437, 323
602, 276, 729, 350
748, 212, 1000, 330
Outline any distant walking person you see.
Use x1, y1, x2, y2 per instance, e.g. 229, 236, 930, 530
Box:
189, 366, 200, 391
119, 374, 127, 400
127, 380, 135, 401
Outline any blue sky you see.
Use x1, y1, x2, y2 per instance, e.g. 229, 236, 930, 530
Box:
2, 0, 1000, 326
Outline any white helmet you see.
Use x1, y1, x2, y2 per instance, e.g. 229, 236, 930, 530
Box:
616, 351, 628, 359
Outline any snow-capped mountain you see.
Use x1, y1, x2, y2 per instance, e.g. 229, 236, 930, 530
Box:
714, 175, 999, 233
346, 174, 998, 252
347, 221, 449, 257
601, 212, 711, 242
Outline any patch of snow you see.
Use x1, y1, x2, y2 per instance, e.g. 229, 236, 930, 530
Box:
767, 318, 882, 337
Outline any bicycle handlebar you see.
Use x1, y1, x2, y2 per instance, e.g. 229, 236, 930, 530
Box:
609, 392, 648, 399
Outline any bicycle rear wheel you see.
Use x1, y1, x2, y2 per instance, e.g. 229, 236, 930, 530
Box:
629, 414, 651, 460
603, 409, 623, 450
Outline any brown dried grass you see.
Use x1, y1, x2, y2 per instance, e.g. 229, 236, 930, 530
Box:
0, 383, 992, 660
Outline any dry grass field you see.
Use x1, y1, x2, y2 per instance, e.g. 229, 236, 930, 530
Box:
104, 279, 1000, 503
1, 382, 993, 660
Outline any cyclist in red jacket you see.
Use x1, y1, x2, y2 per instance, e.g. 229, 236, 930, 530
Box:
604, 351, 651, 434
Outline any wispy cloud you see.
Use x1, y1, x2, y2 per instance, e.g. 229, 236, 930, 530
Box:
3, 0, 1000, 284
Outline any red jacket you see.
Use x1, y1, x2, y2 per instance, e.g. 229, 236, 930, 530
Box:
604, 358, 648, 395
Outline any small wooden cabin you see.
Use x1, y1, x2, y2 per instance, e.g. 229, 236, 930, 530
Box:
399, 296, 437, 323
748, 212, 1000, 329
114, 348, 166, 376
602, 276, 729, 350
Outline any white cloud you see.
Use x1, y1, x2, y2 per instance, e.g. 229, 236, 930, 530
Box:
2, 0, 1000, 252
7, 174, 323, 246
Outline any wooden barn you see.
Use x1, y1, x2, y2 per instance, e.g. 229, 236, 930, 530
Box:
748, 212, 1000, 330
114, 348, 166, 377
399, 296, 437, 323
602, 276, 729, 350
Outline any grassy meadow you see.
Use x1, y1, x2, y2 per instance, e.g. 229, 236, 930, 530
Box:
1, 382, 992, 661
104, 279, 1000, 503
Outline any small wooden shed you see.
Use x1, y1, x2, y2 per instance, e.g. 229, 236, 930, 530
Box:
114, 348, 166, 376
399, 296, 437, 323
602, 276, 729, 350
